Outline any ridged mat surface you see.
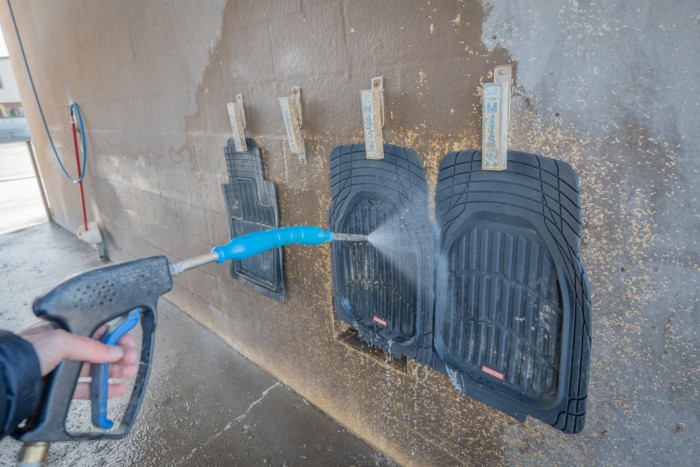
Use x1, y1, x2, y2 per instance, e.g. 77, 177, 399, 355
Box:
328, 144, 434, 361
222, 138, 284, 301
434, 150, 591, 433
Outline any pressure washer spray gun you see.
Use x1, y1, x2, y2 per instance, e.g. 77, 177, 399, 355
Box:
15, 226, 366, 465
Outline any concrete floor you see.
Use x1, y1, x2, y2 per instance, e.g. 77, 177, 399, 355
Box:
0, 142, 47, 235
0, 223, 395, 466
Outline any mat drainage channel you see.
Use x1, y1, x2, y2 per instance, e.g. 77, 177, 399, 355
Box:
336, 328, 408, 373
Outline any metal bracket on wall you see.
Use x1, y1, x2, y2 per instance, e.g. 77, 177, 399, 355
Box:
279, 86, 305, 161
481, 65, 512, 171
227, 93, 248, 152
361, 77, 385, 160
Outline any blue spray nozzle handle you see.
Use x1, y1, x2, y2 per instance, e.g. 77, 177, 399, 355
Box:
91, 309, 141, 430
212, 226, 334, 263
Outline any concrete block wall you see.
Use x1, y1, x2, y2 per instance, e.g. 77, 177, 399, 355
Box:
2, 0, 698, 464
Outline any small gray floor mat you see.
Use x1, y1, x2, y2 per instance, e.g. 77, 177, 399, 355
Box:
328, 144, 434, 361
222, 138, 284, 301
433, 150, 591, 433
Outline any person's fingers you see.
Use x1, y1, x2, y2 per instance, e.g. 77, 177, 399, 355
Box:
92, 324, 109, 340
78, 340, 138, 378
55, 330, 124, 364
73, 383, 88, 400
79, 361, 139, 379
109, 363, 139, 379
118, 347, 138, 366
81, 346, 137, 374
22, 327, 135, 376
93, 328, 135, 348
73, 382, 129, 400
79, 329, 136, 376
117, 333, 136, 349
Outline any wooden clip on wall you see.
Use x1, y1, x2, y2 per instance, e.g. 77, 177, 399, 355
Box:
482, 65, 512, 171
227, 94, 248, 152
361, 77, 384, 160
279, 86, 305, 162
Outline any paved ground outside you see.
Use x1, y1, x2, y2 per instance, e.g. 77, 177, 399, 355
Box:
0, 223, 395, 466
0, 141, 47, 235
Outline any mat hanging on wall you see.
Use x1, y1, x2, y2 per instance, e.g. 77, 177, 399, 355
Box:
222, 138, 284, 301
433, 150, 591, 434
328, 144, 434, 362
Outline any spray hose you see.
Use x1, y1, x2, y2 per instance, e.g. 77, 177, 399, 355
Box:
170, 227, 367, 277
212, 226, 333, 262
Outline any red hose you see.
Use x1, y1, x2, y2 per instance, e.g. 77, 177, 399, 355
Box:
71, 118, 88, 231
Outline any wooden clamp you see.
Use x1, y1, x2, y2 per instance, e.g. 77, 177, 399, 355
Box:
482, 65, 512, 171
279, 86, 305, 159
361, 77, 385, 160
227, 93, 248, 152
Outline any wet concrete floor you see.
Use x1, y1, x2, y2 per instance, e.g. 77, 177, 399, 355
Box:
0, 223, 395, 466
0, 142, 47, 235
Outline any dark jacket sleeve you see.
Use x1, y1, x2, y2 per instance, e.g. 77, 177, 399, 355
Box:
0, 330, 42, 439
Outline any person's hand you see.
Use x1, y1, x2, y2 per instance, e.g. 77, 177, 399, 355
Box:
18, 322, 138, 399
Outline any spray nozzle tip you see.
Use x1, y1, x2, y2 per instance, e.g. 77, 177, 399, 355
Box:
333, 233, 368, 242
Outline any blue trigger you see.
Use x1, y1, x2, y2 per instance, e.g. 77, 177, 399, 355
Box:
91, 309, 141, 430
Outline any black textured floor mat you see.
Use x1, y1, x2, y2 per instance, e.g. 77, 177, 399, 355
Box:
328, 144, 434, 361
433, 150, 591, 433
222, 138, 284, 301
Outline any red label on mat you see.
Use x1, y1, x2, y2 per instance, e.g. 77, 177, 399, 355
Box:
373, 316, 388, 327
481, 365, 505, 380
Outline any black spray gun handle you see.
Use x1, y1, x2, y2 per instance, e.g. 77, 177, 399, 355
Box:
12, 227, 356, 445
13, 256, 172, 442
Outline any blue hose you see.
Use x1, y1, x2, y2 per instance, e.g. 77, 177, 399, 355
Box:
7, 0, 87, 184
212, 226, 334, 262
69, 102, 88, 183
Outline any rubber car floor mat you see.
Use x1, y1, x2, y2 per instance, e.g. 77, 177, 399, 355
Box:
433, 150, 591, 434
328, 144, 434, 361
222, 138, 284, 301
